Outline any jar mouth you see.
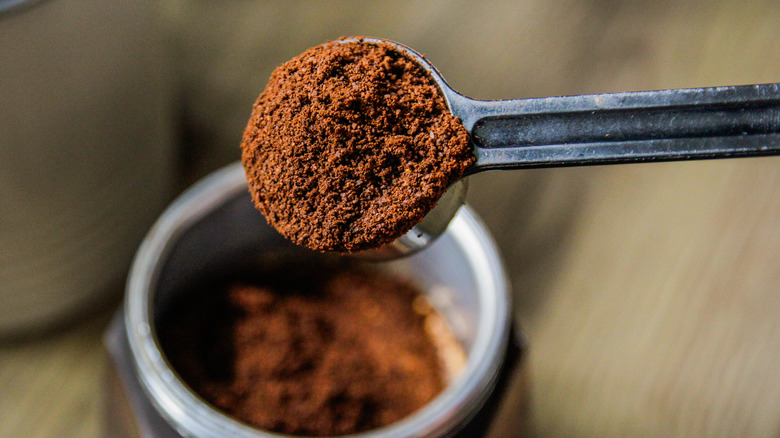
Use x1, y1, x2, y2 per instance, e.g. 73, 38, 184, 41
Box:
124, 162, 511, 438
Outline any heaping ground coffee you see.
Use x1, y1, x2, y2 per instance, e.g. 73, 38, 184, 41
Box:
241, 37, 473, 253
158, 261, 464, 436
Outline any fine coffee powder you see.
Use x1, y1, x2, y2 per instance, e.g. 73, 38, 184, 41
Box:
241, 37, 473, 252
158, 261, 463, 436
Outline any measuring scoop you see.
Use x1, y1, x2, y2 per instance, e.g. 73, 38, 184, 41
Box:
349, 38, 780, 260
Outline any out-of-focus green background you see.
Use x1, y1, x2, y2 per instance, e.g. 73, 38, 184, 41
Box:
1, 0, 779, 436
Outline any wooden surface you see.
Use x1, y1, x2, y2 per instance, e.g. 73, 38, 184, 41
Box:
1, 1, 778, 437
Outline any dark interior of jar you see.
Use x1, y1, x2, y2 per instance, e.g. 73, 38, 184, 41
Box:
150, 189, 480, 354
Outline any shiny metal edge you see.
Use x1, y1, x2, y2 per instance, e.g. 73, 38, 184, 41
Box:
0, 0, 47, 17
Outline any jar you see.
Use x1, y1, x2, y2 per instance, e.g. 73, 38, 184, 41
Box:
0, 0, 176, 335
105, 162, 522, 437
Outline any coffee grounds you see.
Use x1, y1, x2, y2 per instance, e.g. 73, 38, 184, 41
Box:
241, 37, 474, 252
158, 263, 452, 436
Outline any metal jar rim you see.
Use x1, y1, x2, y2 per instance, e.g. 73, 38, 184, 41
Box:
0, 0, 48, 17
124, 162, 511, 438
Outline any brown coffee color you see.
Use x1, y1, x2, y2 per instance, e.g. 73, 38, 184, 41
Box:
159, 262, 448, 436
241, 37, 473, 252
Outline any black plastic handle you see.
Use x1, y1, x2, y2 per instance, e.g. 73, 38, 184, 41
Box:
463, 83, 780, 174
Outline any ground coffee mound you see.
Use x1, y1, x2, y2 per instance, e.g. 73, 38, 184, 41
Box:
241, 37, 474, 252
158, 262, 461, 436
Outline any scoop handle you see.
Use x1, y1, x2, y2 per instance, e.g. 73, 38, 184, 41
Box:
464, 83, 780, 174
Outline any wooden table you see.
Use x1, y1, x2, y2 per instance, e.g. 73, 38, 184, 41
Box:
1, 1, 778, 436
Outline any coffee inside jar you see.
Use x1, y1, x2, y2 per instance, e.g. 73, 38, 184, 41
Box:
157, 258, 465, 436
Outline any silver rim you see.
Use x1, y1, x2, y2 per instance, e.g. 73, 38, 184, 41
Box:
0, 0, 47, 16
124, 162, 510, 438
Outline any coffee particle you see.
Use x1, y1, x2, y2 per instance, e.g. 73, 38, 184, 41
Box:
241, 37, 473, 252
158, 263, 461, 436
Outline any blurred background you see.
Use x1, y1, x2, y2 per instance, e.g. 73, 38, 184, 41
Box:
1, 0, 778, 436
